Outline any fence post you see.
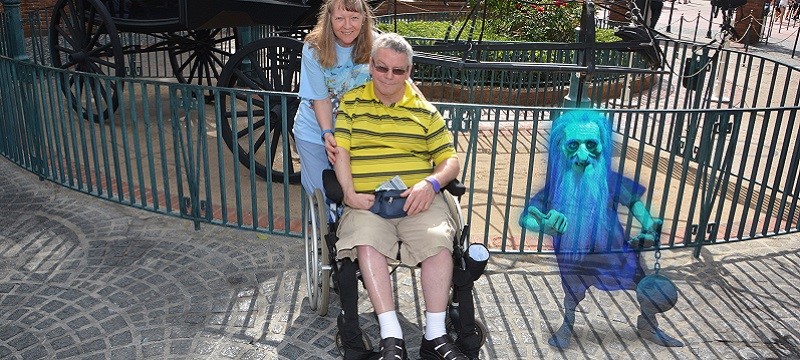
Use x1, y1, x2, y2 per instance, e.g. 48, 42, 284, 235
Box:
2, 0, 47, 179
667, 0, 675, 32
563, 27, 591, 108
694, 11, 701, 42
1, 0, 30, 62
610, 53, 640, 108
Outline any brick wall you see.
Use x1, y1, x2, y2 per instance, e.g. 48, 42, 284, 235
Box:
0, 0, 57, 15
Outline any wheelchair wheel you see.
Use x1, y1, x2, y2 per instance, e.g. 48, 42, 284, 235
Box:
304, 189, 331, 316
446, 318, 488, 347
335, 330, 373, 357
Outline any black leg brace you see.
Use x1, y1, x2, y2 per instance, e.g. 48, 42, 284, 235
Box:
451, 267, 482, 359
337, 258, 366, 350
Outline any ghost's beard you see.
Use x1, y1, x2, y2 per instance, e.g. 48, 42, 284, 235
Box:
550, 154, 610, 257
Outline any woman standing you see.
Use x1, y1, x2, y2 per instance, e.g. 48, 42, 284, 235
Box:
293, 0, 375, 197
293, 2, 378, 359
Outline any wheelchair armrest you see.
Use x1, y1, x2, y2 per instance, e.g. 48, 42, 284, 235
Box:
322, 169, 344, 204
444, 179, 466, 197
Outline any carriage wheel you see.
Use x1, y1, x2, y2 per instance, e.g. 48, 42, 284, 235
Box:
168, 28, 238, 98
218, 37, 303, 184
304, 189, 331, 316
50, 0, 124, 121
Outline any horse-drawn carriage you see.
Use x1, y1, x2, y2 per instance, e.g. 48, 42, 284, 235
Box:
49, 0, 321, 183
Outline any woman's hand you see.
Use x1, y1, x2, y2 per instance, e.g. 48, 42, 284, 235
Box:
323, 132, 338, 164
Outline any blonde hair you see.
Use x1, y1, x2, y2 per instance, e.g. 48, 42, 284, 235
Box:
305, 0, 375, 68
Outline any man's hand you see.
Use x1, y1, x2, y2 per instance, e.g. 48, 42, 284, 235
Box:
401, 179, 437, 216
521, 206, 568, 235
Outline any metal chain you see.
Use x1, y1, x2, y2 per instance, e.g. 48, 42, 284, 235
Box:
653, 241, 662, 274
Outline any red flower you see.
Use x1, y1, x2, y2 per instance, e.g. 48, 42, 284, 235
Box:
537, 5, 545, 11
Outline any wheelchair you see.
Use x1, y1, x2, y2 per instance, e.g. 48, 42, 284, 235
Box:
304, 169, 488, 359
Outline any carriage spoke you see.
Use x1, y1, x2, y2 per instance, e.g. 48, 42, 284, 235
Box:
269, 123, 283, 170
227, 88, 266, 108
235, 118, 267, 140
252, 125, 268, 153
248, 55, 275, 91
85, 59, 108, 75
229, 66, 272, 99
55, 10, 78, 46
177, 51, 200, 73
86, 26, 110, 54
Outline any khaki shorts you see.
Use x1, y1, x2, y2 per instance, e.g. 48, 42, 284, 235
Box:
336, 194, 456, 265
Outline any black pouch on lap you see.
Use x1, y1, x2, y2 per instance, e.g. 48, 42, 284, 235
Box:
369, 190, 407, 219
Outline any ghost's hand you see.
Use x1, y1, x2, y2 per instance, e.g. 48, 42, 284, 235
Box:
629, 218, 662, 248
542, 209, 568, 234
521, 206, 567, 235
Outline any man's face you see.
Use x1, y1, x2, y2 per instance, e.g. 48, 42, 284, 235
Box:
561, 122, 603, 173
370, 48, 411, 100
330, 5, 363, 47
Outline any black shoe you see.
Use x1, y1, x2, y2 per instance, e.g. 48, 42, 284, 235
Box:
420, 334, 469, 360
379, 337, 407, 360
344, 347, 381, 360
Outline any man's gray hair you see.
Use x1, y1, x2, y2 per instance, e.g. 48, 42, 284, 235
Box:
371, 33, 413, 66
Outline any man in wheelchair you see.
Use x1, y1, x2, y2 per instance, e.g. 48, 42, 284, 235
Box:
329, 33, 474, 360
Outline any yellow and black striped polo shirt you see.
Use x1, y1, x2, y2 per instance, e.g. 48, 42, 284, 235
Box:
335, 81, 457, 193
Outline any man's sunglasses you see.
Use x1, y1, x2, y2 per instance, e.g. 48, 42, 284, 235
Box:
372, 60, 409, 76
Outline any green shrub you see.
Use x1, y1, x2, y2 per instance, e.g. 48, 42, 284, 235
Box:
376, 20, 513, 41
377, 19, 620, 43
596, 28, 622, 43
493, 1, 583, 42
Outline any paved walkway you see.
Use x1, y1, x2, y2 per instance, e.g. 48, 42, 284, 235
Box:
655, 0, 800, 67
3, 153, 800, 359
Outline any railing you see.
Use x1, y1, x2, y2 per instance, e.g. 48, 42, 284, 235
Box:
2, 7, 800, 255
377, 8, 800, 59
0, 60, 305, 236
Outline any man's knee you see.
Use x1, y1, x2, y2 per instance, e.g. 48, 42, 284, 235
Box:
420, 247, 454, 268
356, 244, 382, 257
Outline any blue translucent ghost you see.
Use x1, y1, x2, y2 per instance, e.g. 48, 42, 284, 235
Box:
519, 110, 682, 348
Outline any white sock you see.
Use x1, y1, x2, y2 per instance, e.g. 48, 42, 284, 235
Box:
424, 311, 447, 340
378, 311, 403, 340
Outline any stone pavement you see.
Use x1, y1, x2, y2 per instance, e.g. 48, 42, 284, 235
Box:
3, 151, 800, 359
655, 0, 800, 67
